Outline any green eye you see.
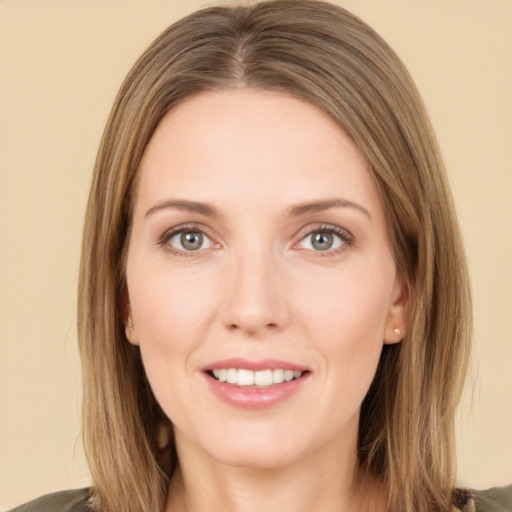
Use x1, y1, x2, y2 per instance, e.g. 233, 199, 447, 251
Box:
180, 231, 204, 251
298, 227, 350, 253
167, 230, 213, 252
310, 232, 334, 251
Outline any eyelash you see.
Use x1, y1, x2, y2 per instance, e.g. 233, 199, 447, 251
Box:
158, 223, 354, 257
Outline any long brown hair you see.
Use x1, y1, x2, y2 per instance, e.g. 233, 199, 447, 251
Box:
78, 2, 472, 511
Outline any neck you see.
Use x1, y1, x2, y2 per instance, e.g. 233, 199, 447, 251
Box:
165, 431, 385, 512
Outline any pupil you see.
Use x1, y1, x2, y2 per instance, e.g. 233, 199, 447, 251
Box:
312, 232, 332, 251
181, 232, 203, 250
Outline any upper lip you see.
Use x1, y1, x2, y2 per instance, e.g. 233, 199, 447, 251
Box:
202, 358, 310, 373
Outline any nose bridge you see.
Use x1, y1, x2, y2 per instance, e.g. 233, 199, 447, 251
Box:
221, 239, 288, 335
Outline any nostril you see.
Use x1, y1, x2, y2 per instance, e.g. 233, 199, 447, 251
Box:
228, 322, 279, 333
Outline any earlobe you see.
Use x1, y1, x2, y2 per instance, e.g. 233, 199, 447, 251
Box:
385, 326, 404, 344
383, 274, 410, 345
123, 295, 139, 346
125, 314, 139, 345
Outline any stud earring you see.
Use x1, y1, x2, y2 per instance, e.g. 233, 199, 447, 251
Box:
394, 328, 401, 336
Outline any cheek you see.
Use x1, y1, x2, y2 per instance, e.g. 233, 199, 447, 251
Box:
127, 266, 222, 427
126, 262, 220, 388
129, 262, 219, 346
294, 263, 393, 391
297, 265, 392, 347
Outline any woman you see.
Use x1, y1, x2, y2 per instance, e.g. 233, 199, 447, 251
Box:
10, 1, 512, 511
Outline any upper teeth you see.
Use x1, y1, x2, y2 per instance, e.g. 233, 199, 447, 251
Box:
212, 368, 302, 387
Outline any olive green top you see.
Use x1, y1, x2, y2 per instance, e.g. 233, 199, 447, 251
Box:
8, 488, 89, 512
8, 485, 512, 511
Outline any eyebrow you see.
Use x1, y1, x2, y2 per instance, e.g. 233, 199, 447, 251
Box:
285, 198, 371, 219
144, 197, 371, 220
145, 199, 219, 218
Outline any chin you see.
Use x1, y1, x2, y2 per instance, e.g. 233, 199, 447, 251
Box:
211, 444, 300, 470
188, 426, 308, 470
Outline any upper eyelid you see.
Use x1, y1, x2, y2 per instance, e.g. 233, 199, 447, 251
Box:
293, 223, 353, 242
160, 223, 216, 241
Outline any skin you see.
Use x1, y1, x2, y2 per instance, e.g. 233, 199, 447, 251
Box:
125, 89, 407, 512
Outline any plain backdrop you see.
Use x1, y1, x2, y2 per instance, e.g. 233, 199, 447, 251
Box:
0, 0, 511, 509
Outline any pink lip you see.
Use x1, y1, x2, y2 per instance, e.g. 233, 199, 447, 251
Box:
203, 358, 309, 372
201, 358, 311, 410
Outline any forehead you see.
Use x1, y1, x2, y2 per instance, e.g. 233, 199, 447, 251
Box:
134, 89, 382, 220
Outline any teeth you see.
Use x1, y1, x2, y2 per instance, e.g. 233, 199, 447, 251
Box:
213, 369, 227, 382
211, 368, 304, 387
254, 369, 272, 386
272, 369, 284, 384
227, 368, 238, 384
238, 369, 255, 386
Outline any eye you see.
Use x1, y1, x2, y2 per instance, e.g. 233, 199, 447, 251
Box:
297, 227, 351, 253
165, 229, 214, 253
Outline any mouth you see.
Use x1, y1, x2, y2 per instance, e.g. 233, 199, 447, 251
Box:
206, 368, 308, 388
202, 359, 311, 409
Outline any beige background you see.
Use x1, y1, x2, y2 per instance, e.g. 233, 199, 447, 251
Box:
0, 0, 511, 508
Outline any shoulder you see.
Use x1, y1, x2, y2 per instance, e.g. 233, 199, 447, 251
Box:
454, 485, 512, 512
474, 485, 512, 512
8, 488, 91, 512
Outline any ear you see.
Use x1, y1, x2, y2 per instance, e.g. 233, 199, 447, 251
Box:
122, 288, 139, 346
125, 311, 139, 346
383, 272, 410, 345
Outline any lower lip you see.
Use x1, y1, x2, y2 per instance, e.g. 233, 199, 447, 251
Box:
204, 373, 310, 410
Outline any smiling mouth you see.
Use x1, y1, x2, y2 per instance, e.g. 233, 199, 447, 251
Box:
206, 368, 308, 388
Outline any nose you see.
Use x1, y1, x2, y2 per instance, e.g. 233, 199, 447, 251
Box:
220, 248, 290, 337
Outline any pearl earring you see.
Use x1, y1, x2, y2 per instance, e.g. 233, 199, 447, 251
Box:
394, 328, 401, 336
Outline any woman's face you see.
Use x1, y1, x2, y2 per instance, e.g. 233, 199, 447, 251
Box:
125, 89, 406, 469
